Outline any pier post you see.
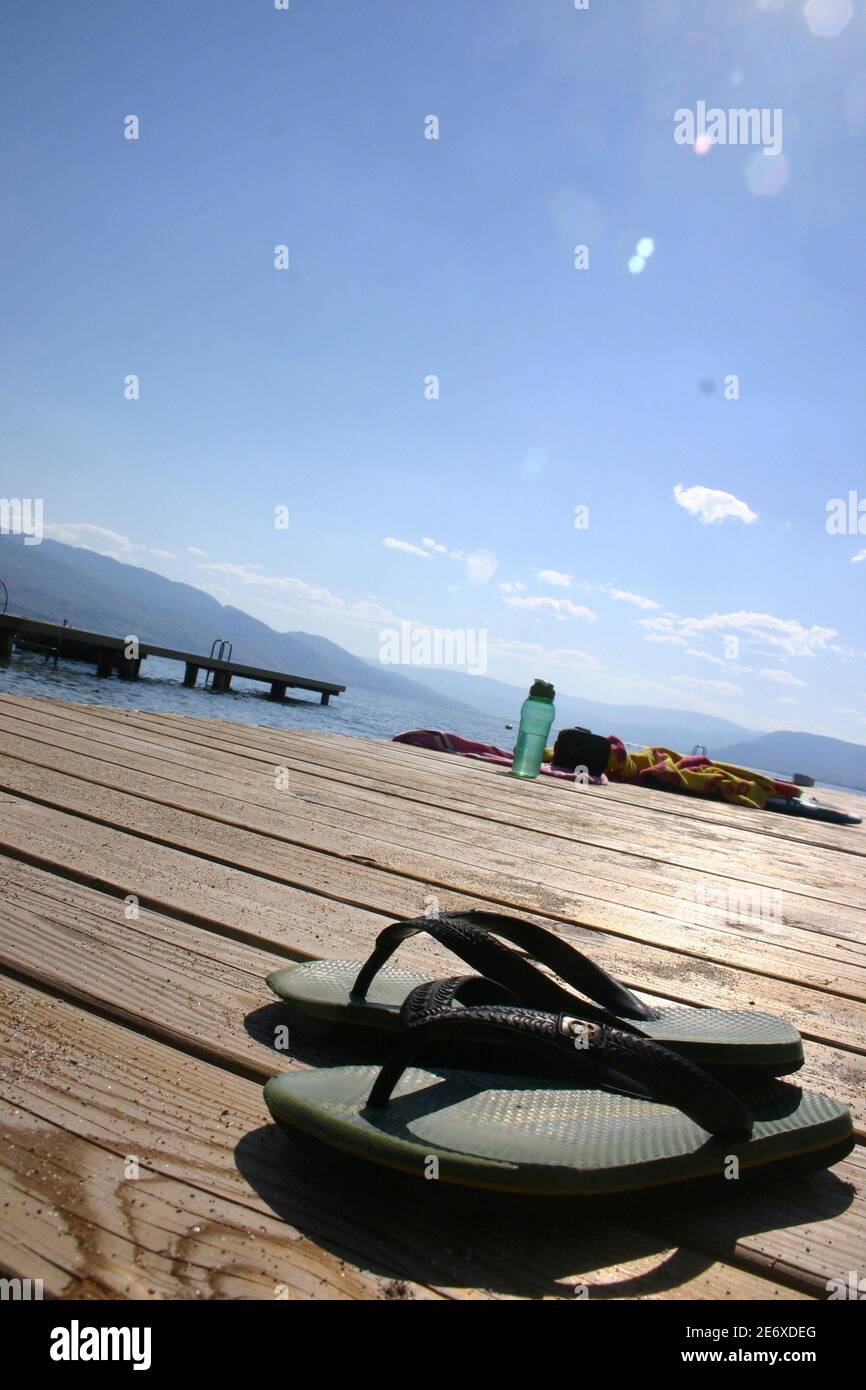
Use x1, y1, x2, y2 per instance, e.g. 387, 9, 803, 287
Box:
320, 690, 330, 705
211, 669, 232, 692
0, 629, 15, 665
96, 649, 114, 678
269, 681, 287, 701
117, 654, 141, 681
183, 663, 199, 688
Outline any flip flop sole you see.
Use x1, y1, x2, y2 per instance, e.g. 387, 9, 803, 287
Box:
264, 1067, 850, 1195
267, 960, 804, 1073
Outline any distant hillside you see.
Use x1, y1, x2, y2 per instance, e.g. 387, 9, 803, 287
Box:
715, 732, 866, 793
0, 535, 476, 712
381, 664, 756, 754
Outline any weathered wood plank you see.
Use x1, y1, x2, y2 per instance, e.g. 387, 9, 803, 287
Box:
0, 823, 864, 1141
22, 694, 864, 905
0, 978, 437, 1300
6, 694, 864, 879
0, 975, 842, 1300
131, 699, 866, 856
0, 695, 862, 1302
0, 744, 864, 1059
2, 700, 863, 977
1, 713, 863, 999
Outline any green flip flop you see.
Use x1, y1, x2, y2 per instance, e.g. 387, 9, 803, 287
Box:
264, 990, 851, 1196
267, 909, 804, 1075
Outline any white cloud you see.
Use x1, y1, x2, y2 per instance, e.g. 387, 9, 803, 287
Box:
608, 588, 659, 610
685, 647, 753, 672
759, 668, 806, 687
187, 545, 208, 558
538, 569, 573, 589
44, 522, 144, 557
644, 631, 688, 646
44, 522, 177, 566
498, 580, 526, 594
388, 533, 486, 579
466, 550, 498, 585
196, 561, 402, 629
503, 595, 597, 621
576, 581, 660, 610
641, 611, 838, 659
853, 550, 866, 564
601, 673, 698, 700
489, 638, 603, 671
670, 674, 744, 696
382, 537, 431, 558
673, 483, 757, 525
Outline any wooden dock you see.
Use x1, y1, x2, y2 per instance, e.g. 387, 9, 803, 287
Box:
0, 613, 345, 704
0, 691, 864, 1300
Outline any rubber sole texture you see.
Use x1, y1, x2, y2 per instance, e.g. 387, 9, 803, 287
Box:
263, 1066, 850, 1196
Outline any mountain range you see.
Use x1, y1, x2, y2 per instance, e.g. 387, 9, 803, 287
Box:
0, 535, 475, 711
2, 533, 865, 790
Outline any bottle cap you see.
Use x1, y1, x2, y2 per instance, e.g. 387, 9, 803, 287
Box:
529, 679, 555, 701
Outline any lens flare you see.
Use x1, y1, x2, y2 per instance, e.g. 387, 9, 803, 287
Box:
745, 150, 790, 196
804, 0, 853, 38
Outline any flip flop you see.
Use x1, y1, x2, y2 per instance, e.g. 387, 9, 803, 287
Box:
267, 909, 803, 1074
766, 795, 863, 826
264, 986, 851, 1195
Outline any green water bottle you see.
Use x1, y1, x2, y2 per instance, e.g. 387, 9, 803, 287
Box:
511, 679, 556, 779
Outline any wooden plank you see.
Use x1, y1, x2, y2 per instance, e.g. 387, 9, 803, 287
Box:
135, 697, 866, 858
3, 695, 861, 945
0, 977, 437, 1300
0, 694, 863, 1302
8, 693, 864, 869
3, 699, 863, 974
0, 977, 839, 1300
1, 810, 864, 1141
0, 740, 865, 1060
34, 695, 866, 901
0, 854, 289, 1078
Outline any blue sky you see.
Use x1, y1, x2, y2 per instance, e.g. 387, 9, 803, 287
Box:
2, 0, 865, 739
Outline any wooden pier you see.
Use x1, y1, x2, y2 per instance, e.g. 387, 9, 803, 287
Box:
0, 692, 864, 1300
0, 613, 345, 705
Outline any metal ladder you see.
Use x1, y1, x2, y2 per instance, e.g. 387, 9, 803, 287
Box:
205, 638, 233, 686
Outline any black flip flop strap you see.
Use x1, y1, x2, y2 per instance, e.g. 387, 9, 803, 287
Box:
366, 1003, 752, 1139
351, 910, 655, 1025
401, 975, 524, 1026
454, 909, 655, 1021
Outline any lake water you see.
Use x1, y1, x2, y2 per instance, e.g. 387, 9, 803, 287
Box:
0, 650, 517, 747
